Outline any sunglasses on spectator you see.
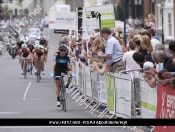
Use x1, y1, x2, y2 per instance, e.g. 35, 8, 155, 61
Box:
60, 50, 66, 52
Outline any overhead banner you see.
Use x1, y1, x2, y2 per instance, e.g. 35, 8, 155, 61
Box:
49, 5, 70, 29
155, 84, 175, 132
85, 4, 115, 29
140, 78, 157, 118
56, 5, 70, 12
54, 12, 76, 34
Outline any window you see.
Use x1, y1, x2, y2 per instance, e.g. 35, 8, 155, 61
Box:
9, 0, 13, 3
168, 13, 172, 36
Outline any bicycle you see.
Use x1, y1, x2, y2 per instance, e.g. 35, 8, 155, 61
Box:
54, 73, 69, 112
36, 57, 42, 82
21, 57, 29, 79
30, 61, 33, 75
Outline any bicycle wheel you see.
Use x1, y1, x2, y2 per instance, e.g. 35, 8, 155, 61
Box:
30, 63, 33, 75
24, 60, 27, 79
64, 100, 66, 112
37, 66, 40, 82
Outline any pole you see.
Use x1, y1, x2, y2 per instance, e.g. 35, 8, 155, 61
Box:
123, 0, 127, 46
73, 0, 76, 12
162, 6, 164, 44
98, 13, 101, 29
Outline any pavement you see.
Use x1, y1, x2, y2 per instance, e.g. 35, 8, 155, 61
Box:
0, 28, 152, 132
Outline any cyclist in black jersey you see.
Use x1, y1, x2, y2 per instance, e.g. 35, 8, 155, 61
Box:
50, 44, 75, 107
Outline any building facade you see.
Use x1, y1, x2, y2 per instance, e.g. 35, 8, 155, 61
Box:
155, 0, 175, 43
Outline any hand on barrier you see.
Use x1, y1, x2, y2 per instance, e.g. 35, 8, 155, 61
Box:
71, 73, 75, 78
50, 72, 54, 78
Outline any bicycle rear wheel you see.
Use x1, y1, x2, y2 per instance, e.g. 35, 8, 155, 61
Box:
37, 63, 41, 82
30, 63, 33, 75
24, 60, 27, 79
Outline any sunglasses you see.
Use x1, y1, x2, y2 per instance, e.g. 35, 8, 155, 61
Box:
60, 50, 66, 52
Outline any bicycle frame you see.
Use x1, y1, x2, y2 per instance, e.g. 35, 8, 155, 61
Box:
21, 57, 29, 79
36, 57, 41, 82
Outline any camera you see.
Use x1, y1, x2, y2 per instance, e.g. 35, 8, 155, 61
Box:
91, 10, 96, 18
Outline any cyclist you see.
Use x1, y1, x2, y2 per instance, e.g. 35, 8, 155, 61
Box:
16, 40, 24, 62
27, 43, 35, 69
18, 44, 31, 75
50, 44, 75, 107
40, 37, 48, 57
32, 44, 46, 75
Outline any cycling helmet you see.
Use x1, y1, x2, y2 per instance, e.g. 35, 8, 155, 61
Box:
40, 45, 44, 49
36, 44, 40, 50
58, 44, 67, 51
21, 44, 27, 49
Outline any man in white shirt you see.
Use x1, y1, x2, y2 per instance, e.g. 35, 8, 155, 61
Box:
122, 40, 141, 110
128, 16, 133, 27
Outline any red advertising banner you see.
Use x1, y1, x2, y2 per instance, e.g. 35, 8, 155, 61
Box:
155, 84, 175, 132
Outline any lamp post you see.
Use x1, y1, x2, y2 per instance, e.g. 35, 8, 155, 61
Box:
160, 0, 165, 44
123, 0, 127, 46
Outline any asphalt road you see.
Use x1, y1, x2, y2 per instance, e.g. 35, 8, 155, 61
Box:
0, 28, 144, 132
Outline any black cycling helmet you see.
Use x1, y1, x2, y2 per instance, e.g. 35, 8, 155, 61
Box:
58, 44, 67, 51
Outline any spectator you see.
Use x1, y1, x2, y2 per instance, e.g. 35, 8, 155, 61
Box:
97, 27, 124, 73
134, 17, 141, 29
78, 32, 82, 42
132, 51, 154, 69
155, 44, 173, 57
145, 14, 156, 34
148, 29, 160, 50
141, 35, 153, 54
122, 40, 141, 108
128, 16, 133, 27
75, 41, 86, 63
91, 29, 100, 37
132, 35, 154, 63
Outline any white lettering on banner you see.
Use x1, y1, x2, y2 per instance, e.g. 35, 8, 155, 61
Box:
142, 87, 157, 104
56, 17, 74, 22
140, 80, 157, 118
160, 93, 175, 118
115, 75, 131, 118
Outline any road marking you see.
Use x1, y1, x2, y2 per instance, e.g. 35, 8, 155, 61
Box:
0, 112, 21, 114
23, 82, 32, 100
25, 99, 43, 101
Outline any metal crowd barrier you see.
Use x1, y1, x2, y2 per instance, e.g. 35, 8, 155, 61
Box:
66, 60, 175, 132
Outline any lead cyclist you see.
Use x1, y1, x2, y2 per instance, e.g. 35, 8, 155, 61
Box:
50, 44, 75, 107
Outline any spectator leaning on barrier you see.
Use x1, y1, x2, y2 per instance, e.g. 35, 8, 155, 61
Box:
132, 35, 154, 63
122, 40, 141, 107
98, 27, 124, 73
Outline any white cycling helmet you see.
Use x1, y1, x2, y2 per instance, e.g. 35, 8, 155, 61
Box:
21, 44, 28, 49
36, 44, 41, 50
40, 45, 44, 49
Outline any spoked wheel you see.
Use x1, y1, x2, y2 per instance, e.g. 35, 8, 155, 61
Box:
64, 100, 66, 112
37, 69, 41, 82
24, 61, 27, 79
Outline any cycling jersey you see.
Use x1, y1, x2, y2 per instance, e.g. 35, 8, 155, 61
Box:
28, 45, 35, 53
32, 49, 45, 57
54, 52, 71, 78
19, 48, 30, 57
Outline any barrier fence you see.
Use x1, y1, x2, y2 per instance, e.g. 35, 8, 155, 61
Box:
67, 61, 175, 132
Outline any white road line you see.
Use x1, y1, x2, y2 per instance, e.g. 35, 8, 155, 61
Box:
25, 99, 43, 101
23, 82, 32, 100
0, 112, 21, 114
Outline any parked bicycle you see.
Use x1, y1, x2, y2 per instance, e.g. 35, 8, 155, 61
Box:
54, 73, 69, 112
